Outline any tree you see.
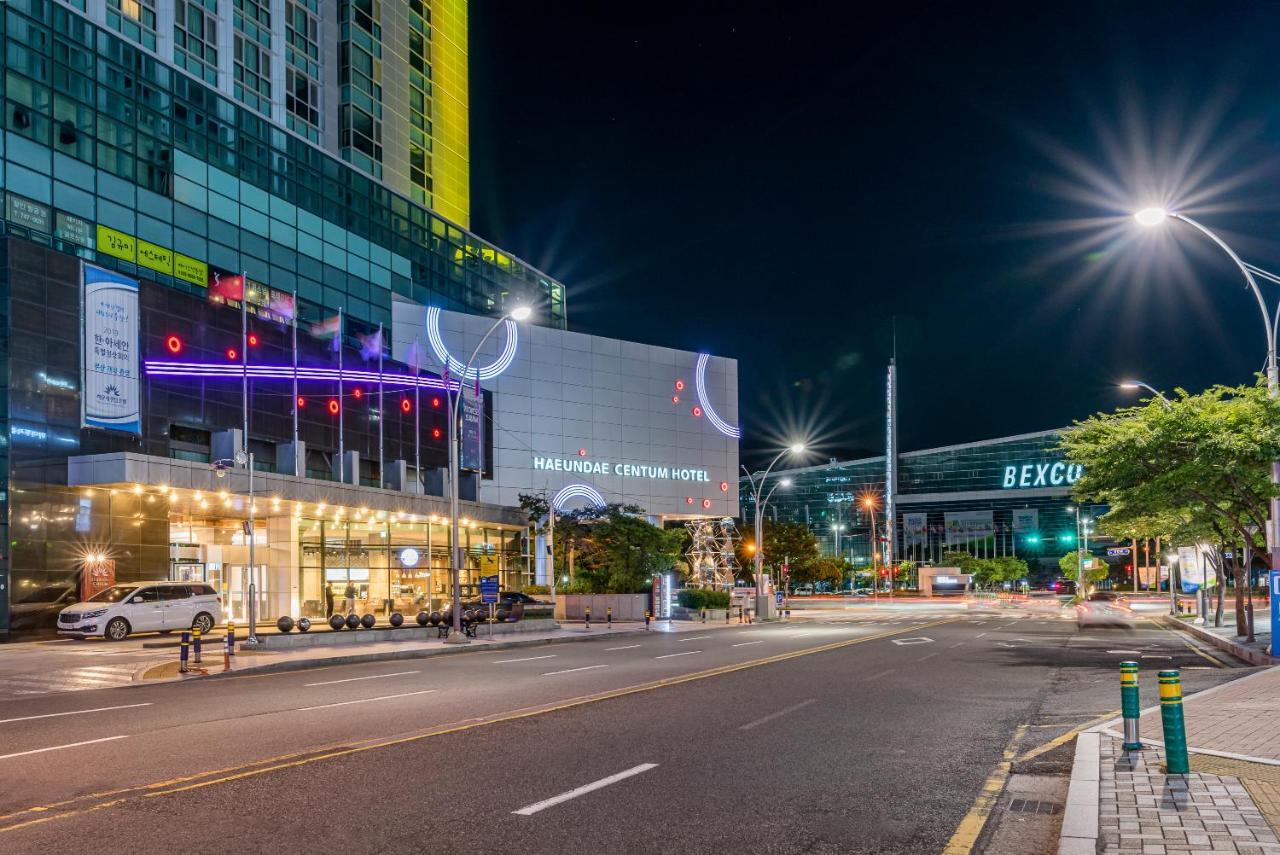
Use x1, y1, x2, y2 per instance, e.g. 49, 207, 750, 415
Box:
1060, 549, 1106, 587
1060, 383, 1280, 630
736, 520, 820, 582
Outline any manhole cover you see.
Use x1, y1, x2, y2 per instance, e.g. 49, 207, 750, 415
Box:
1008, 799, 1063, 815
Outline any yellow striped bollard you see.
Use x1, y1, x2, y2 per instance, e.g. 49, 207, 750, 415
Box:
1159, 669, 1189, 774
179, 631, 190, 674
192, 625, 203, 665
1120, 661, 1142, 751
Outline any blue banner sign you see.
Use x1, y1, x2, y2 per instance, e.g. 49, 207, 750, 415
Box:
480, 574, 499, 604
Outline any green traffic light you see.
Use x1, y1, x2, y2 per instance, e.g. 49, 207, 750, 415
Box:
1060, 532, 1076, 545
1025, 533, 1041, 545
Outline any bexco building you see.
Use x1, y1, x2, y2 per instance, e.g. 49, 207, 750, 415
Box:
0, 1, 738, 639
744, 430, 1094, 579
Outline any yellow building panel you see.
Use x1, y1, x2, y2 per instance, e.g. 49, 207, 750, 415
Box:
431, 0, 470, 227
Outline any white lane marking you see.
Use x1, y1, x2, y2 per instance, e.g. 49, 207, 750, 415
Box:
739, 698, 818, 731
296, 690, 436, 711
916, 652, 938, 662
513, 763, 659, 816
949, 642, 965, 649
732, 640, 765, 648
0, 702, 151, 725
654, 651, 701, 659
867, 669, 896, 680
305, 670, 420, 686
0, 735, 127, 761
542, 665, 608, 676
678, 635, 711, 642
890, 637, 934, 646
605, 645, 642, 651
490, 655, 557, 664
1107, 649, 1143, 655
976, 632, 988, 638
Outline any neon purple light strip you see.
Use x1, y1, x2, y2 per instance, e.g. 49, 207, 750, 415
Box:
144, 360, 457, 391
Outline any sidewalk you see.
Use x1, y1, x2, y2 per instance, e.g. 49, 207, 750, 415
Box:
1165, 612, 1275, 667
137, 618, 734, 682
1060, 667, 1280, 854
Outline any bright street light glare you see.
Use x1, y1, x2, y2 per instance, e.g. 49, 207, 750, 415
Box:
788, 442, 806, 454
509, 305, 532, 321
780, 478, 793, 487
1134, 207, 1169, 227
1118, 381, 1139, 389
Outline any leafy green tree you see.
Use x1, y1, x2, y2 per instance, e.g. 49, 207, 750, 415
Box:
1060, 383, 1280, 629
736, 520, 821, 582
1059, 549, 1107, 587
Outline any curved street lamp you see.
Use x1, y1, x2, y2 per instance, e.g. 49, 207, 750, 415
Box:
1119, 379, 1172, 410
742, 444, 805, 601
444, 305, 531, 644
1134, 208, 1280, 568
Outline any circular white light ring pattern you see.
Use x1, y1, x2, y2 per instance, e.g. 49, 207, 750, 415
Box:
552, 483, 607, 511
695, 353, 740, 439
426, 306, 519, 382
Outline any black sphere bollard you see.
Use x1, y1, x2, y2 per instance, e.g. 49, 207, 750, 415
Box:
461, 610, 474, 626
345, 613, 360, 630
429, 610, 443, 626
297, 617, 312, 633
417, 611, 430, 626
360, 613, 376, 629
497, 608, 510, 622
276, 615, 295, 634
329, 614, 345, 631
389, 612, 404, 628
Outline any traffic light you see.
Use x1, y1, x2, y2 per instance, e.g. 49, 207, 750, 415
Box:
1060, 532, 1076, 545
1025, 533, 1041, 545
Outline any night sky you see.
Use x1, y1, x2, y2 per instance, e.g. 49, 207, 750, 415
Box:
469, 2, 1280, 468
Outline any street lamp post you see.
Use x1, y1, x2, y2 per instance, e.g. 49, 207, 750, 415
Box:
832, 523, 845, 563
743, 444, 805, 610
864, 497, 878, 601
214, 451, 257, 645
1135, 209, 1280, 570
444, 306, 531, 644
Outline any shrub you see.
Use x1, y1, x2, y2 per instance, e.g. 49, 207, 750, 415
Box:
703, 590, 730, 609
524, 585, 550, 595
677, 589, 730, 610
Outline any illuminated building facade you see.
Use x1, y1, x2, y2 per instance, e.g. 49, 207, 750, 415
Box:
742, 431, 1111, 583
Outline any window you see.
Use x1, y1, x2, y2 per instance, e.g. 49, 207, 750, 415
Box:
174, 0, 219, 86
107, 0, 158, 51
159, 585, 193, 600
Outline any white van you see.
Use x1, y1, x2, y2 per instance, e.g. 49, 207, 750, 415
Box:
58, 582, 222, 641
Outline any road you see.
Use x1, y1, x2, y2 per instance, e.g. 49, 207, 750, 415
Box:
0, 605, 1249, 854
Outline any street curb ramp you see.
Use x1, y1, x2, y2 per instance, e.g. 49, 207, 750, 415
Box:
1056, 732, 1100, 855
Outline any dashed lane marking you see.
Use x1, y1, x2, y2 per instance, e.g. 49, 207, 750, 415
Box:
513, 763, 658, 816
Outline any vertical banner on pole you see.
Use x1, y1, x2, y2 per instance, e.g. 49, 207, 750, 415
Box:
885, 359, 897, 570
1270, 571, 1280, 656
81, 264, 140, 434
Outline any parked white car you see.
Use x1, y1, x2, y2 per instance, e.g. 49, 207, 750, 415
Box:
58, 582, 222, 641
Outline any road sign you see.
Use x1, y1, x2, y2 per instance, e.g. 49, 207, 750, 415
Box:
480, 574, 499, 605
1106, 547, 1131, 556
775, 591, 783, 607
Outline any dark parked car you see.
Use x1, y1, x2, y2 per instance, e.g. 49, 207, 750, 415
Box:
9, 584, 78, 632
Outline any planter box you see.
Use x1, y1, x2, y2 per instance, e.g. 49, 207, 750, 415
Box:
555, 594, 649, 621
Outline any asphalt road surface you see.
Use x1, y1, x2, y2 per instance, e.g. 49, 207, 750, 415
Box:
0, 605, 1250, 854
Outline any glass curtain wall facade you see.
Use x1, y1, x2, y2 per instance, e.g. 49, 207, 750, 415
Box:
743, 431, 1105, 581
0, 0, 558, 338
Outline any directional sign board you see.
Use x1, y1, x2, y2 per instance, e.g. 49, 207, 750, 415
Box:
480, 574, 499, 605
1106, 547, 1131, 556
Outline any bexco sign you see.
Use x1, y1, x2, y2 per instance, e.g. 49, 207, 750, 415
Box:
1001, 461, 1083, 489
533, 455, 711, 483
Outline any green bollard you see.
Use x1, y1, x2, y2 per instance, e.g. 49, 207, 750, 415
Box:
1159, 669, 1190, 774
1120, 661, 1142, 751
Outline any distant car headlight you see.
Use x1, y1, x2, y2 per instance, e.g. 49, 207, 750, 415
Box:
82, 608, 108, 619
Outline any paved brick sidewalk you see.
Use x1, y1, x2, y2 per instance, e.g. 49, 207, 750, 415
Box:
1098, 736, 1280, 854
1137, 667, 1280, 762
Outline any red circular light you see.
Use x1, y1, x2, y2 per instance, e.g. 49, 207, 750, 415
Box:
248, 334, 259, 347
226, 348, 237, 360
702, 498, 712, 509
691, 406, 703, 418
577, 448, 587, 457
686, 496, 694, 505
671, 395, 680, 404
720, 481, 729, 492
432, 427, 442, 440
165, 335, 182, 354
674, 379, 685, 391
431, 397, 441, 408
353, 387, 363, 399
327, 399, 340, 415
401, 398, 412, 413
297, 396, 306, 408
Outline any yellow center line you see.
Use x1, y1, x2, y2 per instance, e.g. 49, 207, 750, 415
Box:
0, 617, 960, 834
1014, 709, 1121, 764
941, 724, 1027, 855
1162, 622, 1231, 669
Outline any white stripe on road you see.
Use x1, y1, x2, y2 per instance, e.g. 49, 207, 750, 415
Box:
605, 645, 642, 651
739, 698, 818, 731
732, 640, 765, 648
305, 671, 420, 686
916, 652, 938, 662
513, 763, 659, 816
654, 651, 701, 659
0, 735, 127, 761
0, 702, 151, 725
542, 665, 608, 676
296, 690, 435, 711
491, 655, 557, 664
678, 635, 711, 642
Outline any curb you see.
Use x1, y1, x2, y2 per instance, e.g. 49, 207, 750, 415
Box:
1057, 731, 1100, 855
1160, 615, 1276, 667
132, 627, 652, 684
